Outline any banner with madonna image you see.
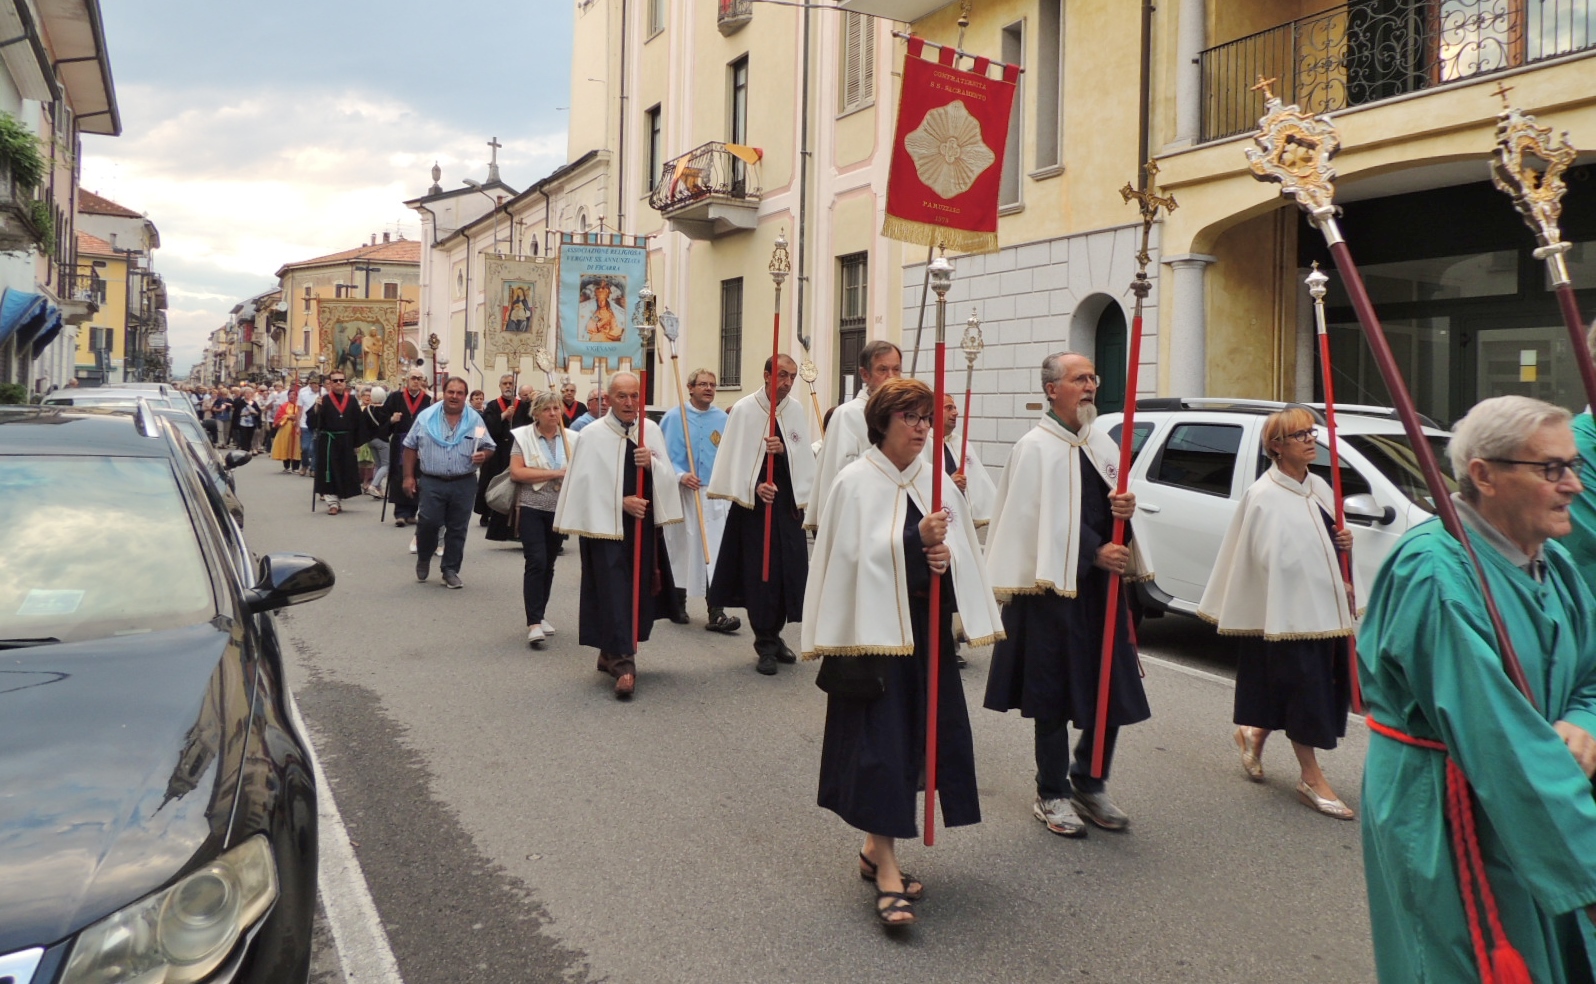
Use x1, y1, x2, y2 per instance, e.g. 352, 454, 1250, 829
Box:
484, 256, 556, 367
882, 36, 1019, 255
556, 234, 649, 371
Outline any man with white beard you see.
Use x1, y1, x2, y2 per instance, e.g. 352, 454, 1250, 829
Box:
982, 351, 1150, 839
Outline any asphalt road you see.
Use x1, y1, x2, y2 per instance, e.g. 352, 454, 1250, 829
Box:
234, 459, 1376, 984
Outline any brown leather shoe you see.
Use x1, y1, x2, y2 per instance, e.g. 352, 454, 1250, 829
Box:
614, 673, 635, 700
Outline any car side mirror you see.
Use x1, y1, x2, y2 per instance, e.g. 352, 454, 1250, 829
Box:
224, 449, 252, 470
244, 553, 335, 614
1344, 493, 1396, 526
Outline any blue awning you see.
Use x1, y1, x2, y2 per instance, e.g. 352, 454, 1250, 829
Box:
14, 298, 58, 355
28, 308, 63, 357
0, 288, 45, 348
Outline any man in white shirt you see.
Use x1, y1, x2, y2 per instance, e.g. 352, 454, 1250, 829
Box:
295, 375, 322, 477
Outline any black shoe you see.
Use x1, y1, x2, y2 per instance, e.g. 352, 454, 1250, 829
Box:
774, 642, 798, 664
756, 650, 778, 675
416, 560, 429, 582
442, 571, 463, 589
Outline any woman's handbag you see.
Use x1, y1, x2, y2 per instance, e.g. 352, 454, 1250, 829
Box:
814, 654, 888, 702
484, 469, 518, 515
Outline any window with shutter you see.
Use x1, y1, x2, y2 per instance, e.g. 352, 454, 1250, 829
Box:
839, 13, 874, 115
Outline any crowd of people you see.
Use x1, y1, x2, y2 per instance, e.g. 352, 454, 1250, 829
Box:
200, 324, 1596, 971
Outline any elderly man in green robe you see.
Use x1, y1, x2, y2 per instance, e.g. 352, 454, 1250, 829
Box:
1359, 394, 1596, 984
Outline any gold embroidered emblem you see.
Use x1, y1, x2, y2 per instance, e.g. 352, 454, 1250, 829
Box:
710, 430, 721, 446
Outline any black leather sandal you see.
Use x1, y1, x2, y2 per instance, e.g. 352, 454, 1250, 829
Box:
875, 890, 916, 926
858, 853, 923, 900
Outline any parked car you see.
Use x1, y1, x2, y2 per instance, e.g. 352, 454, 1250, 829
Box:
1096, 398, 1453, 618
43, 386, 197, 421
0, 405, 331, 984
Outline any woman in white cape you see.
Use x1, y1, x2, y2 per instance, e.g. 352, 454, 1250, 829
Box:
1198, 406, 1362, 820
802, 378, 1004, 928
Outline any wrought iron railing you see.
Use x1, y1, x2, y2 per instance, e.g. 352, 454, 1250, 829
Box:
648, 142, 762, 213
1200, 0, 1596, 142
718, 0, 751, 29
57, 266, 104, 306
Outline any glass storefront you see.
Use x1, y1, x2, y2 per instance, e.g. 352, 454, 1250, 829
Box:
1301, 170, 1596, 426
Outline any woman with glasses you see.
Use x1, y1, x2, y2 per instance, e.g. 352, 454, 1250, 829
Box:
1199, 406, 1361, 819
803, 377, 1004, 927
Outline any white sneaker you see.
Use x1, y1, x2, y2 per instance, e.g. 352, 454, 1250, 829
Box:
1033, 796, 1087, 838
540, 619, 556, 636
408, 536, 417, 555
527, 624, 546, 645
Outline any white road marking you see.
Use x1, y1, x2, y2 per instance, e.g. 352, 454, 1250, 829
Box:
287, 691, 405, 984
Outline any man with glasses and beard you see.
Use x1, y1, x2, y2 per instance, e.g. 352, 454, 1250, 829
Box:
308, 370, 371, 515
981, 352, 1149, 839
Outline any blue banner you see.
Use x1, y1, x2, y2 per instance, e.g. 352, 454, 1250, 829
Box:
557, 241, 647, 371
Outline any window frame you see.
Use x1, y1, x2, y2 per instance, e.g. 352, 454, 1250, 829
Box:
838, 12, 876, 116
719, 277, 744, 389
836, 252, 868, 403
645, 104, 663, 195
1146, 421, 1244, 498
999, 20, 1026, 211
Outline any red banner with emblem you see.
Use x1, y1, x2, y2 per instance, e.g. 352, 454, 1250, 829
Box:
882, 37, 1019, 254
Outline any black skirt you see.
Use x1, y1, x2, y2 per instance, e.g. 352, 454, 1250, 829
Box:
1233, 635, 1351, 750
817, 511, 979, 840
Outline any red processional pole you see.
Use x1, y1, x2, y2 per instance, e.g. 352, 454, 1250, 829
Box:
1306, 262, 1364, 714
631, 287, 660, 653
1488, 94, 1596, 411
1246, 77, 1536, 707
763, 234, 791, 583
923, 249, 953, 846
1090, 161, 1175, 777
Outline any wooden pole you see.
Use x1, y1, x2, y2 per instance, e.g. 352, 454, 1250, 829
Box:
666, 341, 716, 589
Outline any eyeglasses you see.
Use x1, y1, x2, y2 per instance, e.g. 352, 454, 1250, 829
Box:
1280, 428, 1319, 444
1066, 374, 1101, 387
896, 411, 934, 429
1486, 457, 1587, 483
328, 377, 347, 383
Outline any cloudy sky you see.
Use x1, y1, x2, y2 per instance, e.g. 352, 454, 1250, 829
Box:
80, 0, 574, 375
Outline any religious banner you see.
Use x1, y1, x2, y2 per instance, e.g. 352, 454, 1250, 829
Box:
557, 235, 648, 371
484, 256, 556, 366
882, 36, 1019, 254
316, 298, 401, 384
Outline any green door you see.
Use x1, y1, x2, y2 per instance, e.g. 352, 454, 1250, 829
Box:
1095, 303, 1128, 414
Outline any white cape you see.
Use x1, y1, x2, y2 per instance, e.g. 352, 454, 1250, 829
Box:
924, 432, 997, 527
553, 412, 683, 539
984, 414, 1150, 602
508, 423, 578, 491
801, 447, 1004, 659
803, 388, 869, 530
1198, 465, 1365, 639
665, 492, 729, 596
705, 390, 816, 510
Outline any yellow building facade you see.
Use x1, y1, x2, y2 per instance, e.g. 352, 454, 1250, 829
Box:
71, 231, 126, 383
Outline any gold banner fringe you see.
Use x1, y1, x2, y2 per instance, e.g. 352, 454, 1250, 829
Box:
882, 214, 999, 255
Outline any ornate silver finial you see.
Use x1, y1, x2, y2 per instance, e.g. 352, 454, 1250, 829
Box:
960, 310, 984, 366
769, 233, 791, 286
1305, 260, 1329, 301
928, 248, 954, 299
429, 161, 442, 195
660, 309, 680, 345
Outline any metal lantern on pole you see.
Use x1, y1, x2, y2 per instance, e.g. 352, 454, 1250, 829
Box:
762, 233, 792, 582
630, 286, 660, 652
923, 247, 953, 847
957, 310, 984, 477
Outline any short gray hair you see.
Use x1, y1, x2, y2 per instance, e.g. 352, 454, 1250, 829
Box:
533, 390, 564, 415
686, 367, 717, 388
607, 370, 640, 395
1041, 351, 1091, 392
1449, 395, 1572, 502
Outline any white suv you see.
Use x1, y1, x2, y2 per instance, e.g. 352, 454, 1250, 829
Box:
1094, 399, 1453, 618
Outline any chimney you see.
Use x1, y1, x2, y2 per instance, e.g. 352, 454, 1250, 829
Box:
370, 233, 376, 246
383, 232, 390, 243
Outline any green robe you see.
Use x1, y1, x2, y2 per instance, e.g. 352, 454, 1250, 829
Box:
1565, 413, 1596, 597
1359, 517, 1596, 983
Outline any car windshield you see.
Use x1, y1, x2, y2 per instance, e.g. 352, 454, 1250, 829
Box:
1343, 434, 1456, 514
0, 457, 215, 643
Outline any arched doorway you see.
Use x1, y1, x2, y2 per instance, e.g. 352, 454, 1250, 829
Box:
1094, 302, 1128, 414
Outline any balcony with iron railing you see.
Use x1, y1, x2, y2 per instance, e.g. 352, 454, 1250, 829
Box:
648, 142, 762, 240
717, 0, 751, 35
1200, 0, 1596, 142
55, 266, 102, 326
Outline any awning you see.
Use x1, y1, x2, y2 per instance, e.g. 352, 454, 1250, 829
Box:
0, 289, 46, 348
837, 0, 956, 24
27, 307, 63, 357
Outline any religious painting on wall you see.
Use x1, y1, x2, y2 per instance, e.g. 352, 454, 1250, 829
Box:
316, 298, 402, 383
451, 259, 467, 301
483, 256, 555, 367
556, 235, 648, 371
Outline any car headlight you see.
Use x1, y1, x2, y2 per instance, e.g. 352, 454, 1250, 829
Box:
60, 834, 278, 984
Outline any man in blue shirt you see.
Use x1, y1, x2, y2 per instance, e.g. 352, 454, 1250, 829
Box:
403, 376, 498, 589
570, 388, 607, 432
661, 368, 739, 634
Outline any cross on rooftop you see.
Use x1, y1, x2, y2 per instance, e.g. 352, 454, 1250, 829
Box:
487, 136, 502, 182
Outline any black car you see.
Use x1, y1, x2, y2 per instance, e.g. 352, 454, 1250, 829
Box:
0, 406, 332, 984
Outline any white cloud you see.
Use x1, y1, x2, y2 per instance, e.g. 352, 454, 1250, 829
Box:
82, 83, 566, 375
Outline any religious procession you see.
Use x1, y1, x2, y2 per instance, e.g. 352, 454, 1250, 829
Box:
24, 1, 1596, 981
